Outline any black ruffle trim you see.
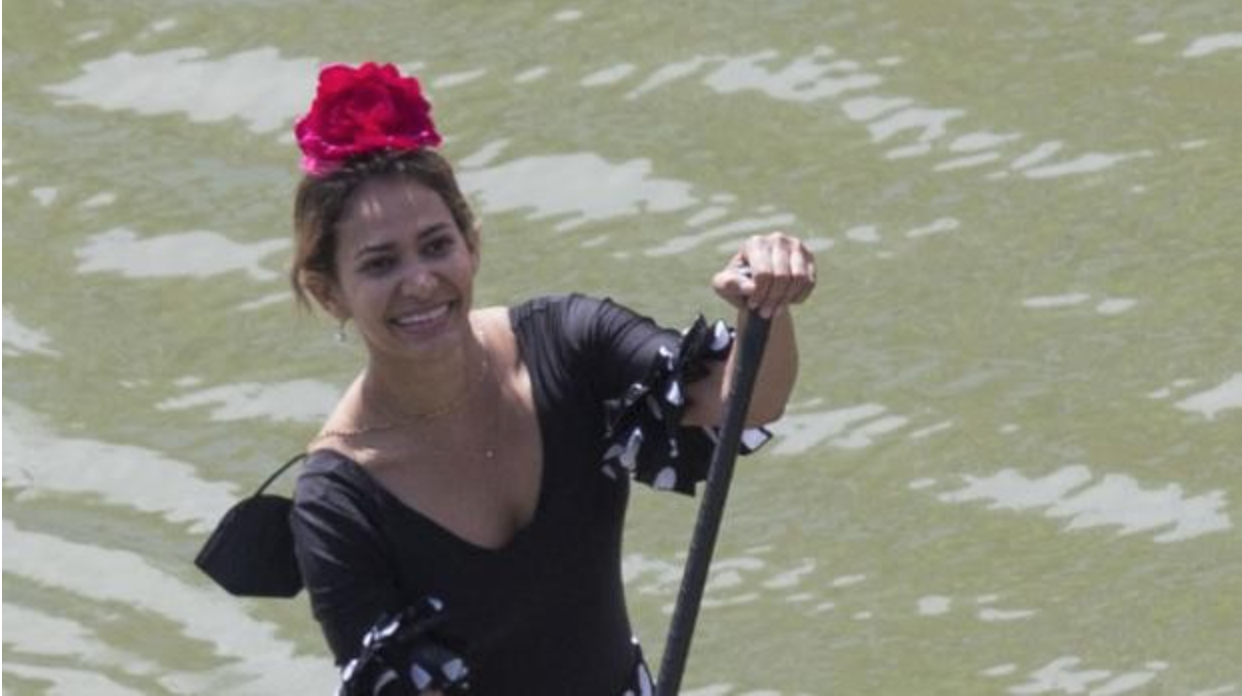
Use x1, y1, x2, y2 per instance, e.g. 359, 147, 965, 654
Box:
601, 316, 772, 496
337, 597, 471, 696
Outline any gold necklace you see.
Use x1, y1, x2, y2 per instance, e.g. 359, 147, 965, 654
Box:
313, 395, 500, 460
313, 338, 499, 459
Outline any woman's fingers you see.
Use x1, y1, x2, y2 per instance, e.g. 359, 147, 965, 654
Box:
745, 236, 775, 315
759, 239, 794, 318
788, 241, 816, 305
753, 233, 814, 317
714, 232, 817, 314
711, 253, 754, 308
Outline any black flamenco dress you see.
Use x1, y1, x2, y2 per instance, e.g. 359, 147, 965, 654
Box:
291, 294, 768, 695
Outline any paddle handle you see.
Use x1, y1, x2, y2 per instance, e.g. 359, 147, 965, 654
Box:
656, 313, 772, 696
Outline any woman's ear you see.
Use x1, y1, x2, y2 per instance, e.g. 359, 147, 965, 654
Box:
302, 271, 349, 321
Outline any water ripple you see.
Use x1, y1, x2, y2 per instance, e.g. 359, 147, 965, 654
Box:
622, 43, 1154, 181
934, 465, 1233, 543
432, 68, 487, 89
1019, 151, 1154, 179
75, 227, 288, 281
514, 66, 551, 83
2, 603, 161, 682
44, 47, 317, 134
767, 403, 909, 455
626, 55, 719, 100
650, 212, 798, 257
581, 63, 638, 87
4, 662, 147, 696
702, 46, 881, 103
916, 595, 952, 616
1019, 292, 1139, 315
4, 404, 238, 533
156, 378, 337, 424
3, 308, 62, 357
4, 602, 121, 662
1000, 656, 1168, 695
1182, 33, 1242, 58
1173, 373, 1242, 420
457, 150, 698, 231
5, 520, 333, 694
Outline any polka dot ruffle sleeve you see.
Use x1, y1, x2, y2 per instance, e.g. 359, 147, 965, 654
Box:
600, 315, 772, 495
336, 597, 472, 695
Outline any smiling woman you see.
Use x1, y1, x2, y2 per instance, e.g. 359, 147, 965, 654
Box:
269, 62, 816, 696
295, 154, 481, 367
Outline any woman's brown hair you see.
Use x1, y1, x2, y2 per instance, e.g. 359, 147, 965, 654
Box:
291, 148, 478, 311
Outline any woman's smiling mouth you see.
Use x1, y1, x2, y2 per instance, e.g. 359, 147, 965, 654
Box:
390, 302, 454, 332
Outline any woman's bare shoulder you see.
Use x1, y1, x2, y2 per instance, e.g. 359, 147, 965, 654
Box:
471, 305, 511, 329
305, 374, 365, 455
472, 306, 518, 355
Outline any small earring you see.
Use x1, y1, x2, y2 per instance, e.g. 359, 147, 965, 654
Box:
335, 319, 348, 344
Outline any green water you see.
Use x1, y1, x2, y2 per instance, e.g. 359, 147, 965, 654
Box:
4, 2, 1241, 694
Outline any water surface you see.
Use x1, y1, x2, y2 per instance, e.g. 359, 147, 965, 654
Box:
5, 2, 1241, 694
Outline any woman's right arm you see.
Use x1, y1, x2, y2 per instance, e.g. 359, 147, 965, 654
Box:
292, 471, 471, 695
290, 472, 403, 665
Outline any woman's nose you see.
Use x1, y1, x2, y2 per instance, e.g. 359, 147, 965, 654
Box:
400, 263, 437, 297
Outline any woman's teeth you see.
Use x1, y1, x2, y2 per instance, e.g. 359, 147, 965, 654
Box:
393, 303, 450, 326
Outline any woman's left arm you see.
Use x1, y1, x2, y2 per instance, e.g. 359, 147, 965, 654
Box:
683, 232, 816, 427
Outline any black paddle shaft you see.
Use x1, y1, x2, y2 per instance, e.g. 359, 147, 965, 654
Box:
657, 313, 772, 696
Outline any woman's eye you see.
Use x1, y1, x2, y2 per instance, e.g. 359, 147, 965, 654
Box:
424, 237, 454, 256
360, 256, 395, 274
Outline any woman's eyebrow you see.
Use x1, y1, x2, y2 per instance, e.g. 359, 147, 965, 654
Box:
417, 222, 450, 238
353, 241, 395, 259
352, 223, 450, 258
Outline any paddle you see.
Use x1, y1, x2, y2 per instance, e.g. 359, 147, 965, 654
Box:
656, 311, 772, 696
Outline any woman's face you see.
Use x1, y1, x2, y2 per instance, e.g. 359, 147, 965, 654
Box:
322, 176, 479, 361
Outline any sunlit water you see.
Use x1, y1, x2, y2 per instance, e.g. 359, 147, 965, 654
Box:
5, 2, 1241, 694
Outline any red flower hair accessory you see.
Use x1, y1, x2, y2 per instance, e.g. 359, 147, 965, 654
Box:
295, 62, 442, 176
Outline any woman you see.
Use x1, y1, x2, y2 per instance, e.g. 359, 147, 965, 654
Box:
289, 62, 816, 695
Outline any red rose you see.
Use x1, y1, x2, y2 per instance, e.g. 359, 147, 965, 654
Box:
295, 62, 442, 176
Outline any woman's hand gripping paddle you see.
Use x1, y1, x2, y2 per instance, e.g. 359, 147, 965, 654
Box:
656, 312, 772, 696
